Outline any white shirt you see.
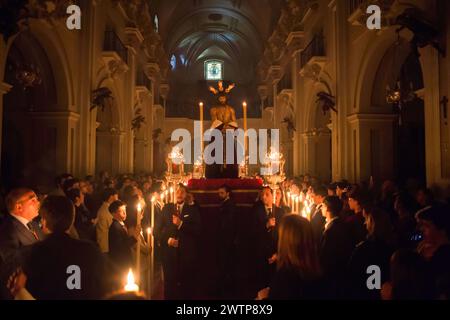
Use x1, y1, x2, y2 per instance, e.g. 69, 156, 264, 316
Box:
176, 202, 185, 214
10, 213, 31, 230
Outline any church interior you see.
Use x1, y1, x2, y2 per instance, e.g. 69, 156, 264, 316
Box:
0, 0, 450, 302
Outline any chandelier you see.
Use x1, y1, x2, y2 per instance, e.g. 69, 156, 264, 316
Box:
385, 33, 417, 125
15, 63, 42, 90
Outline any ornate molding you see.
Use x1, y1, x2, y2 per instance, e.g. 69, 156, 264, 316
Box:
101, 52, 129, 79
267, 65, 282, 84
124, 27, 144, 52
159, 84, 170, 100
299, 57, 327, 81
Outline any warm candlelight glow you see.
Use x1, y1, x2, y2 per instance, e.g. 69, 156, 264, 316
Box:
199, 102, 204, 107
147, 227, 152, 236
243, 101, 247, 107
137, 203, 142, 212
124, 269, 139, 292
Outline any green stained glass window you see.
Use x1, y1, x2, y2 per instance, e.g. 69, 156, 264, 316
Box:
205, 60, 223, 80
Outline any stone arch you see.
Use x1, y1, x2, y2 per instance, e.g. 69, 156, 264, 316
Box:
1, 27, 74, 189
354, 23, 432, 185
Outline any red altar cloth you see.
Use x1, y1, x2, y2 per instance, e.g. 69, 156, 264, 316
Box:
188, 178, 263, 207
188, 178, 263, 190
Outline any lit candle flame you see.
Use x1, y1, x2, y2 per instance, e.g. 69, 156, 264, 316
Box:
199, 102, 204, 107
137, 203, 142, 212
124, 269, 139, 292
147, 227, 152, 236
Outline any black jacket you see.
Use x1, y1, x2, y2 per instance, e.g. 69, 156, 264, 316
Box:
250, 202, 285, 289
24, 232, 109, 300
0, 215, 44, 265
310, 204, 326, 243
320, 218, 355, 286
218, 198, 237, 253
347, 238, 393, 299
108, 219, 136, 271
269, 266, 325, 300
160, 203, 201, 268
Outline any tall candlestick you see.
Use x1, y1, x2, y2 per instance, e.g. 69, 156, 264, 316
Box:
199, 102, 204, 168
149, 196, 155, 298
242, 102, 248, 159
136, 203, 142, 285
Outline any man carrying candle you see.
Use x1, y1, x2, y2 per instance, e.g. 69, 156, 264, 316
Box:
250, 186, 285, 296
108, 201, 141, 284
160, 184, 201, 300
310, 185, 327, 243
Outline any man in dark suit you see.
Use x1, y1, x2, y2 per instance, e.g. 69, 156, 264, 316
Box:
320, 196, 355, 298
160, 184, 201, 300
108, 200, 138, 274
310, 185, 327, 243
0, 189, 43, 257
21, 196, 110, 300
251, 186, 285, 293
217, 185, 237, 298
0, 189, 44, 299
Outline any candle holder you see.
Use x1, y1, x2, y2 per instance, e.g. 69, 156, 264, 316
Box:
165, 146, 188, 187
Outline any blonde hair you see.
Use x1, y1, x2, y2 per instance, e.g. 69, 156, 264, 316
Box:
277, 214, 322, 280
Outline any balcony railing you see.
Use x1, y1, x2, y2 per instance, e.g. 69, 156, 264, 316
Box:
136, 71, 152, 90
278, 67, 293, 93
349, 0, 365, 15
103, 30, 128, 64
300, 35, 325, 69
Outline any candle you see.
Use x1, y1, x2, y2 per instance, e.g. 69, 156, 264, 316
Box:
149, 195, 156, 298
146, 227, 151, 298
170, 187, 174, 204
287, 191, 291, 207
124, 269, 139, 292
136, 202, 142, 285
199, 102, 204, 169
242, 102, 248, 160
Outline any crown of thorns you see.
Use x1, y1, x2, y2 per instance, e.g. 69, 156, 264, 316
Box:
208, 81, 235, 96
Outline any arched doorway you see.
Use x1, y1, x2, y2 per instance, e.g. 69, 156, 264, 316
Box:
371, 43, 426, 186
1, 32, 58, 189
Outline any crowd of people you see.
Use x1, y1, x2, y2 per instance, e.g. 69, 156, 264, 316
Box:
0, 172, 449, 300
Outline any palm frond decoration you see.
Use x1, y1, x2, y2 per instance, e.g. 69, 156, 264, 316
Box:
282, 116, 296, 136
152, 128, 162, 140
132, 108, 146, 132
316, 91, 337, 115
91, 87, 114, 112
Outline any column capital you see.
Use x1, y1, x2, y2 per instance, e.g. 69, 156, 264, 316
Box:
0, 82, 13, 95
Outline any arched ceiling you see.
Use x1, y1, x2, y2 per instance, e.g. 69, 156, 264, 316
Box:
153, 0, 282, 80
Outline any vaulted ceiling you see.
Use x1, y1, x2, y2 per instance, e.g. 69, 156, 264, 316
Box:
152, 0, 283, 118
153, 0, 282, 83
